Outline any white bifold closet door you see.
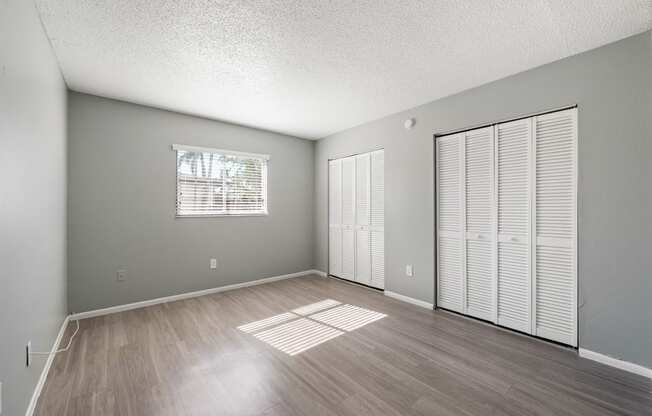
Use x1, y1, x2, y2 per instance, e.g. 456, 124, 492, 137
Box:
329, 160, 342, 277
436, 127, 495, 318
436, 108, 577, 347
341, 156, 356, 281
436, 133, 464, 312
496, 118, 532, 333
355, 153, 372, 286
328, 150, 384, 289
464, 127, 496, 322
533, 109, 577, 345
369, 150, 385, 289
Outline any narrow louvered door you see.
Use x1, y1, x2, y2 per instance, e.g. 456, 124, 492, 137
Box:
369, 150, 385, 289
437, 133, 464, 313
329, 160, 343, 277
328, 160, 342, 277
341, 156, 356, 281
533, 109, 577, 346
355, 153, 372, 286
496, 119, 532, 333
464, 127, 496, 322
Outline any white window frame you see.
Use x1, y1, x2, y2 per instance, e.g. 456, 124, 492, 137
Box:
172, 144, 269, 218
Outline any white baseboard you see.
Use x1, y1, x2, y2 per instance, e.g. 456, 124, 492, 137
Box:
579, 348, 652, 379
70, 270, 321, 320
311, 269, 327, 277
25, 315, 70, 416
384, 291, 434, 310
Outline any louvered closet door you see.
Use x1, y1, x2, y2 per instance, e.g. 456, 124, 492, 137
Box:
533, 109, 577, 346
496, 119, 532, 333
369, 150, 385, 289
464, 127, 496, 322
437, 134, 464, 313
341, 156, 356, 281
329, 160, 343, 277
355, 153, 372, 286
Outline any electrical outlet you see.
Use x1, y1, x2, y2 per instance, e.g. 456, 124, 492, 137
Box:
116, 269, 127, 282
210, 258, 218, 270
26, 341, 31, 367
405, 265, 414, 277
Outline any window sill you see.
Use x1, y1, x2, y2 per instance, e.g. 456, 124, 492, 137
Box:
176, 212, 269, 218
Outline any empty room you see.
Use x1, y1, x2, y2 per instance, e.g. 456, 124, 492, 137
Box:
2, 0, 652, 415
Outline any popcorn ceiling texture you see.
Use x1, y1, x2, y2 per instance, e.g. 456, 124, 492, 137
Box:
36, 0, 652, 139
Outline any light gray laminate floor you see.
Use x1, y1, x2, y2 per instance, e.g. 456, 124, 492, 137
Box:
35, 275, 651, 415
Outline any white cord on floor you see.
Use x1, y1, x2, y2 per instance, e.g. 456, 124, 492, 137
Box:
30, 319, 80, 355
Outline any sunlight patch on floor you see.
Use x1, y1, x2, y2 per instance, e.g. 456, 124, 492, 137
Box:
238, 299, 386, 355
292, 299, 341, 315
253, 318, 344, 356
237, 312, 298, 333
310, 304, 386, 332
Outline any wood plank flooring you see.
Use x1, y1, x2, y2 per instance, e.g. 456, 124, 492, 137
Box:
35, 275, 651, 415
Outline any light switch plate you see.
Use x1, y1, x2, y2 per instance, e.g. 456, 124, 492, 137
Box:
116, 269, 127, 282
405, 265, 413, 277
210, 258, 218, 269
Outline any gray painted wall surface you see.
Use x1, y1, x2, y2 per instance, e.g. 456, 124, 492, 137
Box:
68, 92, 314, 313
0, 1, 68, 414
315, 31, 652, 368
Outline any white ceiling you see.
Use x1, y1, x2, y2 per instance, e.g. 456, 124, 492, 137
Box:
37, 1, 652, 139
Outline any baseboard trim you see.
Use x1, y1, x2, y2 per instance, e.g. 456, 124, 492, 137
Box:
579, 348, 652, 379
71, 270, 322, 320
326, 274, 384, 292
384, 291, 434, 310
25, 315, 70, 416
311, 269, 327, 277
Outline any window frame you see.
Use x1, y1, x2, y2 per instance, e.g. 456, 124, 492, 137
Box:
172, 144, 269, 218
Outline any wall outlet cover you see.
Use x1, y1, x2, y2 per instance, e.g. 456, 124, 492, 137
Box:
116, 269, 127, 282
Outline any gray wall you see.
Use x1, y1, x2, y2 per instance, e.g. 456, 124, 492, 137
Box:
68, 92, 315, 313
315, 31, 652, 368
0, 1, 68, 414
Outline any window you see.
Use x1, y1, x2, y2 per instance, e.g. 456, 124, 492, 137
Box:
173, 144, 268, 217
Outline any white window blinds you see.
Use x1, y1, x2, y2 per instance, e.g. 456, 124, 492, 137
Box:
173, 145, 269, 217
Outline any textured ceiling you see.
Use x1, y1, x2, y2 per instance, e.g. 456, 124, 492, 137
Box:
37, 0, 652, 139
